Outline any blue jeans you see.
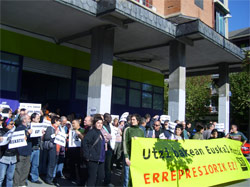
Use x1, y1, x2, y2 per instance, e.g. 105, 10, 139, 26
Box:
53, 155, 64, 178
123, 159, 130, 187
30, 149, 40, 182
0, 162, 16, 187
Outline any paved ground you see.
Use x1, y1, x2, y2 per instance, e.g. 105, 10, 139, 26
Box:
27, 157, 250, 187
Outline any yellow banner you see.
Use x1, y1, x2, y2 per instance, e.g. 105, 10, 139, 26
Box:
130, 138, 250, 187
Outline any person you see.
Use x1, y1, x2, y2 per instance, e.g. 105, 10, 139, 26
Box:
0, 119, 17, 187
43, 116, 61, 185
226, 124, 248, 146
103, 113, 113, 186
123, 114, 144, 187
186, 122, 192, 137
82, 115, 105, 186
54, 116, 68, 179
159, 120, 174, 139
174, 120, 180, 124
112, 118, 123, 169
83, 116, 93, 135
209, 129, 218, 139
13, 114, 33, 187
173, 124, 184, 140
192, 123, 204, 140
29, 112, 43, 184
181, 121, 189, 139
203, 123, 215, 139
139, 117, 146, 137
67, 119, 84, 184
146, 120, 163, 138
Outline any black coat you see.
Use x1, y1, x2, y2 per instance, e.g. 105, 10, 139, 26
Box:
0, 128, 17, 158
82, 128, 104, 162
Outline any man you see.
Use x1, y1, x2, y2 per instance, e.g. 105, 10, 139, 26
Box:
226, 124, 248, 146
146, 120, 163, 138
123, 114, 144, 187
54, 116, 68, 179
29, 113, 43, 184
68, 119, 84, 184
203, 123, 215, 139
103, 113, 113, 186
139, 117, 146, 137
181, 121, 189, 139
83, 116, 93, 134
13, 114, 33, 187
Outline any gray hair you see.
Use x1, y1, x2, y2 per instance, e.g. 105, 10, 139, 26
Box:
60, 116, 67, 121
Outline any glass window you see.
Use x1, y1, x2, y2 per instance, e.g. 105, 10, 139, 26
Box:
129, 89, 141, 107
154, 86, 163, 94
194, 0, 203, 9
112, 87, 126, 105
75, 80, 88, 100
113, 77, 127, 87
142, 84, 152, 92
142, 92, 152, 108
153, 93, 163, 110
215, 9, 225, 36
58, 79, 70, 100
130, 81, 141, 90
0, 52, 20, 92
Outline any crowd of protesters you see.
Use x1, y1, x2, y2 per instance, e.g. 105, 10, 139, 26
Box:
0, 105, 248, 187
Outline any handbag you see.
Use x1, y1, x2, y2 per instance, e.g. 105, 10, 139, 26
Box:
43, 126, 54, 150
43, 140, 54, 150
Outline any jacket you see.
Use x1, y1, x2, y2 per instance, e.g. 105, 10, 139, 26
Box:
16, 124, 32, 156
123, 125, 144, 159
82, 128, 105, 162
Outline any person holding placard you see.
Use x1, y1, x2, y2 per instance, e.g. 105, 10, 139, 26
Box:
13, 114, 33, 187
67, 119, 84, 184
0, 119, 17, 187
43, 116, 60, 185
29, 112, 43, 184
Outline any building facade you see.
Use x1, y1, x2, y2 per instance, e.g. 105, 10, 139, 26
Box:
0, 0, 243, 131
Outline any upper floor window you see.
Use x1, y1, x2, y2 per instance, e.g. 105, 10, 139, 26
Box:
194, 0, 203, 9
215, 9, 225, 36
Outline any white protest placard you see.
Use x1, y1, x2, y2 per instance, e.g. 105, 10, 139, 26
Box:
160, 115, 171, 124
54, 131, 66, 147
0, 102, 10, 109
68, 130, 81, 147
0, 126, 16, 146
120, 112, 129, 122
0, 132, 13, 146
19, 103, 41, 116
8, 130, 27, 149
168, 122, 177, 133
215, 123, 225, 132
89, 107, 97, 116
42, 119, 51, 130
111, 115, 119, 123
30, 123, 44, 137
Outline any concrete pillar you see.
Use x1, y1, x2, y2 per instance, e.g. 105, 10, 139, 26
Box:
218, 63, 230, 134
87, 27, 114, 115
168, 40, 186, 122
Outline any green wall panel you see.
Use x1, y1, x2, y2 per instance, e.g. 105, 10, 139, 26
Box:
0, 29, 90, 70
0, 29, 163, 87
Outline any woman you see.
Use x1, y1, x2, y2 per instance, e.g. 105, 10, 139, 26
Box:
43, 116, 60, 185
209, 129, 218, 139
173, 124, 184, 140
82, 115, 105, 186
0, 119, 16, 187
192, 123, 204, 140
